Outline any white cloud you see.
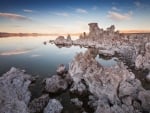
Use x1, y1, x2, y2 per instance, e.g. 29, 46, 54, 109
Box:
0, 12, 31, 21
76, 8, 88, 14
108, 11, 132, 21
54, 12, 69, 17
134, 1, 150, 8
23, 9, 33, 13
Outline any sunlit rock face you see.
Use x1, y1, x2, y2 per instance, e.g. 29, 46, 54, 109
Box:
69, 49, 150, 113
0, 67, 32, 113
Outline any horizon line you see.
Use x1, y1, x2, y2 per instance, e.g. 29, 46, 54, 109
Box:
1, 30, 150, 36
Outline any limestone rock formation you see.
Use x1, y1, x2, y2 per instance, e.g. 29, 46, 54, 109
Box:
67, 34, 71, 41
69, 49, 150, 113
135, 42, 150, 70
29, 94, 49, 113
70, 81, 87, 95
43, 99, 63, 113
135, 54, 143, 69
138, 90, 150, 111
44, 75, 68, 93
54, 35, 72, 46
0, 67, 32, 113
54, 36, 65, 45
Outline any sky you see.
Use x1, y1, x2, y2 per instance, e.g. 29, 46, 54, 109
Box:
0, 0, 150, 34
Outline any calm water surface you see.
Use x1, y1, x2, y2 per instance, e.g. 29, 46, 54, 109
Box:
2, 36, 145, 113
0, 36, 117, 77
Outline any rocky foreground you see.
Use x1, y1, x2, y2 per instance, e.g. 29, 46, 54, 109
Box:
0, 48, 150, 113
1, 23, 150, 113
69, 49, 150, 113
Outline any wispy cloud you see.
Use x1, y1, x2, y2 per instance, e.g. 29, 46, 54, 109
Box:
54, 12, 69, 17
134, 1, 149, 9
134, 1, 141, 7
23, 9, 33, 13
76, 8, 88, 14
112, 6, 120, 11
0, 12, 31, 21
108, 11, 132, 21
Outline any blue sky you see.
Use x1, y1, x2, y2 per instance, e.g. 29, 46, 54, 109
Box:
0, 0, 150, 33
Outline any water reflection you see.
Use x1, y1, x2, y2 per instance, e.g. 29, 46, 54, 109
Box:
0, 48, 32, 56
0, 36, 117, 77
0, 36, 87, 76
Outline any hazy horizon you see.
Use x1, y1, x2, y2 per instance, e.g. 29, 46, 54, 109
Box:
0, 0, 150, 34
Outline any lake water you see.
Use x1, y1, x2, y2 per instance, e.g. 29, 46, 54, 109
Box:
0, 36, 117, 77
1, 36, 149, 113
0, 36, 118, 113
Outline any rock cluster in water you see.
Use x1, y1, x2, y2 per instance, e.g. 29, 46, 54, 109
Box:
0, 67, 63, 113
69, 49, 150, 113
0, 48, 150, 113
52, 22, 150, 82
1, 22, 150, 113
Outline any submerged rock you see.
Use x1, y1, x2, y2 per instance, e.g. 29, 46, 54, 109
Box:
0, 67, 32, 113
29, 94, 49, 113
44, 75, 68, 93
43, 99, 63, 113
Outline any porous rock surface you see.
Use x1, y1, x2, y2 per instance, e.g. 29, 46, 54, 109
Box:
43, 99, 63, 113
0, 67, 32, 113
44, 75, 68, 93
69, 49, 150, 113
29, 94, 49, 113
